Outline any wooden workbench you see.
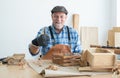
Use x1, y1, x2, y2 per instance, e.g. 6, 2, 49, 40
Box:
0, 60, 117, 78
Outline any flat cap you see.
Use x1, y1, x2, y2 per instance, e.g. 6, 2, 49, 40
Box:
51, 6, 68, 15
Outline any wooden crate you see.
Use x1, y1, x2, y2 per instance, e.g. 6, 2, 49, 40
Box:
86, 48, 116, 67
52, 53, 81, 66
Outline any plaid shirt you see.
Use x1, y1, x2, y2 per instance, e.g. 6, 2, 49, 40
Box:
36, 25, 82, 55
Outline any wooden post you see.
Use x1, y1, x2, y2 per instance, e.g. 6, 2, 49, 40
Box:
73, 14, 80, 34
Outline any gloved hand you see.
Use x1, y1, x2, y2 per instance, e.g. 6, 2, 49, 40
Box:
32, 34, 50, 46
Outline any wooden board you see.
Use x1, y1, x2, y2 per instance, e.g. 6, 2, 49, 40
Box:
113, 27, 120, 32
108, 27, 120, 47
80, 27, 98, 50
78, 67, 112, 72
73, 14, 79, 33
108, 30, 114, 46
115, 32, 120, 47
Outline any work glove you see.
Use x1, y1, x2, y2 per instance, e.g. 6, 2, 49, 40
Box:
32, 34, 50, 46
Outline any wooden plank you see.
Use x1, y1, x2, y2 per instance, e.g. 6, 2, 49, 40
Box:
108, 27, 120, 47
115, 32, 120, 47
113, 27, 120, 32
78, 67, 112, 72
80, 27, 98, 50
73, 14, 80, 35
108, 30, 114, 46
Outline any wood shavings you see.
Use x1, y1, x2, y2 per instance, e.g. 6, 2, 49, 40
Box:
112, 67, 120, 78
33, 59, 42, 67
46, 65, 58, 70
0, 61, 3, 65
18, 59, 26, 69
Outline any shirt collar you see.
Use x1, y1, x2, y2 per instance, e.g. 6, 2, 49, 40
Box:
51, 25, 66, 33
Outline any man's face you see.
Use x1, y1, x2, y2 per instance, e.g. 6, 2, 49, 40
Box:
51, 12, 67, 30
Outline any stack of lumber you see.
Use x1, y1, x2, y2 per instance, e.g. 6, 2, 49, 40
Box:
52, 53, 81, 66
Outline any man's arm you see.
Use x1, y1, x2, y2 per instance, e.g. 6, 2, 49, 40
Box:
29, 27, 50, 56
74, 35, 82, 53
29, 36, 41, 55
29, 43, 40, 55
71, 27, 82, 53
